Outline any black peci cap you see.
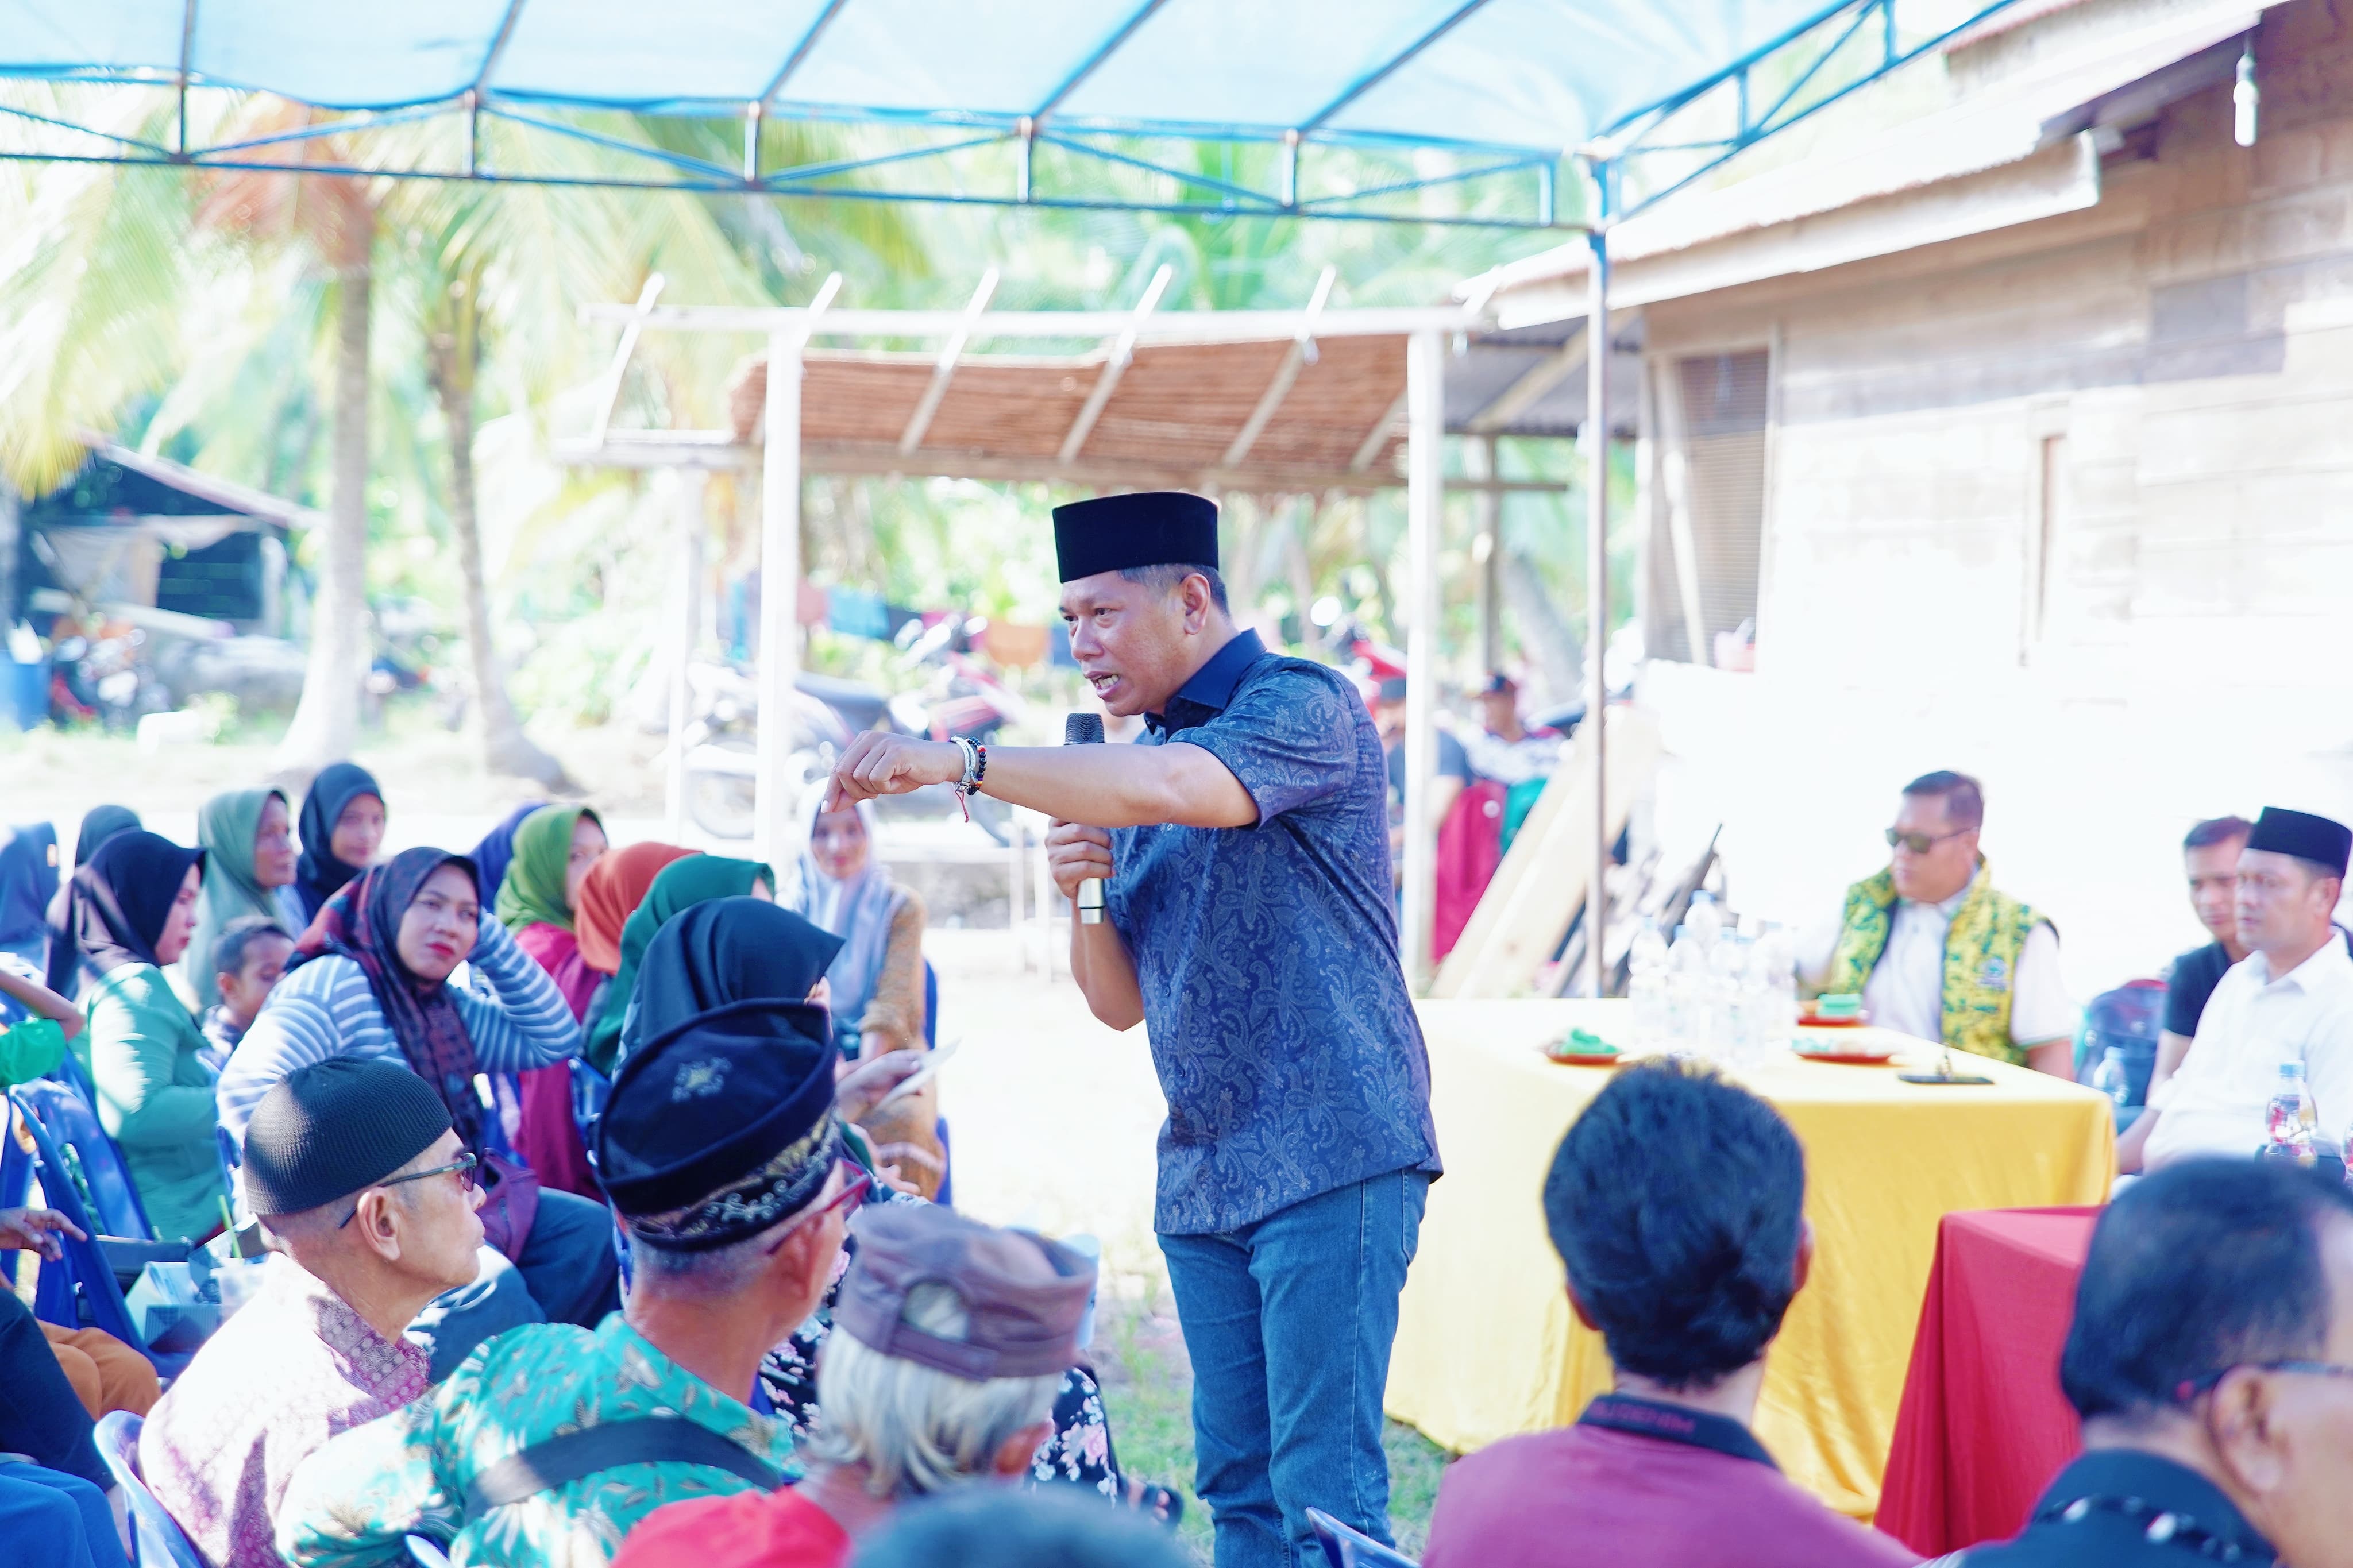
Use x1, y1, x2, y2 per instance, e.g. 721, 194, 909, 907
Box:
2247, 807, 2353, 878
597, 998, 840, 1251
1052, 492, 1218, 584
242, 1058, 453, 1218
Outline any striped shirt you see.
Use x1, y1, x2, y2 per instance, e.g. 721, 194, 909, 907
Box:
216, 917, 581, 1150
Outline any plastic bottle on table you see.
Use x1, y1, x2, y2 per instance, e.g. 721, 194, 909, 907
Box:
2264, 1060, 2320, 1157
1629, 918, 1671, 1051
1666, 924, 1708, 1056
1710, 933, 1752, 1065
1748, 925, 1799, 1052
1685, 891, 1723, 955
2089, 1048, 2131, 1111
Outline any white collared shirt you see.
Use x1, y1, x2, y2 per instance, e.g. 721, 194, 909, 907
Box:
1802, 872, 2072, 1047
2145, 933, 2353, 1167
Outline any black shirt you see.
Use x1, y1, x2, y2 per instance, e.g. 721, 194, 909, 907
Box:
1963, 1450, 2274, 1567
1384, 729, 1470, 802
2162, 941, 2235, 1038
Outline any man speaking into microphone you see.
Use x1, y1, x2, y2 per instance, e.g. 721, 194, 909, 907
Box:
826, 490, 1438, 1568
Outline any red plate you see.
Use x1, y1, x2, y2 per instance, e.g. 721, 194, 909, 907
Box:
1792, 1042, 1897, 1065
1796, 1009, 1870, 1028
1546, 1047, 1625, 1067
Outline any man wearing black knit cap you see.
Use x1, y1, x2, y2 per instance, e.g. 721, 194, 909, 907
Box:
2143, 806, 2353, 1169
276, 994, 859, 1568
142, 1058, 481, 1568
828, 491, 1439, 1568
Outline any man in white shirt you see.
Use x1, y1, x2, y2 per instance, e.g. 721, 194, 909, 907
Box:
2142, 807, 2353, 1169
1804, 771, 2074, 1074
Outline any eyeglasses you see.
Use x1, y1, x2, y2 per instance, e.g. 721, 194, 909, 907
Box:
2174, 1359, 2353, 1402
763, 1160, 872, 1255
1886, 826, 1972, 854
338, 1153, 479, 1229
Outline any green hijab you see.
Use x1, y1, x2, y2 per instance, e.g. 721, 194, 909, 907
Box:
185, 788, 288, 1008
583, 853, 772, 1076
495, 804, 597, 934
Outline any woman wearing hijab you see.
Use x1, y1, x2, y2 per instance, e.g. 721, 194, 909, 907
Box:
71, 806, 142, 871
465, 802, 546, 912
218, 848, 618, 1376
587, 854, 773, 1075
792, 796, 928, 1060
0, 823, 59, 972
291, 763, 385, 924
183, 789, 302, 1009
573, 843, 696, 987
495, 806, 609, 1198
51, 832, 224, 1242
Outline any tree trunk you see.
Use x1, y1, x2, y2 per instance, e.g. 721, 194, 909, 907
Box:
427, 283, 571, 789
1500, 543, 1584, 708
275, 205, 375, 774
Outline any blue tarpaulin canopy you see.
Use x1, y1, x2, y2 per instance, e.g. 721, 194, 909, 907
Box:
0, 0, 2022, 226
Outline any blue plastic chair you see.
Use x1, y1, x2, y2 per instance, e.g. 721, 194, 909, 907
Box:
1307, 1509, 1420, 1568
923, 960, 938, 1049
92, 1412, 210, 1568
11, 1077, 156, 1240
7, 1089, 164, 1364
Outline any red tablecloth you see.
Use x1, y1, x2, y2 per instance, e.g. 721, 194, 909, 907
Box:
1876, 1206, 2102, 1557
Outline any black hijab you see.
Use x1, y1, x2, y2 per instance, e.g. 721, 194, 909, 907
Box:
72, 805, 142, 868
45, 830, 206, 993
623, 897, 843, 1060
295, 762, 384, 922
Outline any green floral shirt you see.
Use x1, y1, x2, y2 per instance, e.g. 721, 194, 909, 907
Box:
274, 1315, 796, 1568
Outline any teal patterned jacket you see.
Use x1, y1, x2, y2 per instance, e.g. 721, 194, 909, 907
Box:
275, 1315, 796, 1567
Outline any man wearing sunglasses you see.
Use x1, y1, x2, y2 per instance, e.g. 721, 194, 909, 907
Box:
142, 1058, 484, 1568
1811, 770, 2073, 1075
1964, 1158, 2353, 1567
277, 994, 855, 1568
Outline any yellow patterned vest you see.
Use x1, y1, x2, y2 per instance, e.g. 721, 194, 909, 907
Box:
1823, 859, 2048, 1065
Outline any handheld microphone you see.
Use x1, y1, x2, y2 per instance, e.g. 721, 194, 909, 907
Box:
1063, 713, 1106, 925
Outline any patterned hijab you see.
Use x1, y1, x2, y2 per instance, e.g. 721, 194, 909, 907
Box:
294, 762, 383, 922
583, 853, 770, 1076
45, 831, 206, 994
186, 788, 289, 1007
574, 841, 695, 975
789, 794, 905, 1034
291, 847, 487, 1153
495, 805, 596, 935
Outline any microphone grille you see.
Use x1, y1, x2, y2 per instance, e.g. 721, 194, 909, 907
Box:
1064, 712, 1106, 745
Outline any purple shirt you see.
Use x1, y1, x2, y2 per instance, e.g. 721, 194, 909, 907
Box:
1423, 1395, 1918, 1568
141, 1260, 430, 1568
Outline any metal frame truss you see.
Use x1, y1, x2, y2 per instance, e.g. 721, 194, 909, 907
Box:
0, 0, 2024, 231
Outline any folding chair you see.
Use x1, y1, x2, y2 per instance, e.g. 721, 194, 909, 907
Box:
1307, 1508, 1421, 1568
923, 960, 954, 1207
92, 1412, 210, 1568
11, 1077, 156, 1240
6, 1089, 186, 1373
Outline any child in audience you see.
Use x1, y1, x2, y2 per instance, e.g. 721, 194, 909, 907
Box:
198, 916, 295, 1072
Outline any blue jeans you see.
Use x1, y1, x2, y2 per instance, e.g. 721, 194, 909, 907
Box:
405, 1188, 622, 1380
1159, 1169, 1429, 1568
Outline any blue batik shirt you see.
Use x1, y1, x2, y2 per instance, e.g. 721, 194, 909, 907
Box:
1108, 628, 1441, 1235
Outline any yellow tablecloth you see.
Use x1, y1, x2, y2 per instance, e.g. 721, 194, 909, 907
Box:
1384, 1000, 2114, 1520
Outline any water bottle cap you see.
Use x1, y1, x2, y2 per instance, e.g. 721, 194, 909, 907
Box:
1673, 925, 1689, 940
2282, 1061, 2306, 1077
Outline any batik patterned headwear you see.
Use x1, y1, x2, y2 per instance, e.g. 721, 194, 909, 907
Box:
598, 996, 840, 1252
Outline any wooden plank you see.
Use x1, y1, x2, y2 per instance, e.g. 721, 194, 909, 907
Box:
1431, 708, 1662, 1000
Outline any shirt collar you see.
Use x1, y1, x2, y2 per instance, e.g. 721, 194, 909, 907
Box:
2251, 929, 2353, 992
2034, 1449, 2275, 1560
1576, 1392, 1777, 1470
1145, 628, 1266, 736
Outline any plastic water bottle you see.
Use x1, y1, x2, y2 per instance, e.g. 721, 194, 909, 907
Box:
1748, 925, 1799, 1052
2089, 1048, 2131, 1112
2265, 1061, 2320, 1154
1710, 934, 1752, 1065
1666, 924, 1709, 1056
1629, 918, 1671, 1050
1685, 891, 1723, 955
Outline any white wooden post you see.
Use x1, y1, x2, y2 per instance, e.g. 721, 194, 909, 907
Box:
1402, 328, 1445, 990
755, 331, 805, 870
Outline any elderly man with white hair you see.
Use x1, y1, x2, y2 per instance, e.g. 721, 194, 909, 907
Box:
614, 1203, 1097, 1568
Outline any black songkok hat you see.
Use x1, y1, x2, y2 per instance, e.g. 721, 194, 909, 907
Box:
243, 1058, 453, 1217
2247, 807, 2353, 878
598, 998, 839, 1251
1052, 491, 1218, 584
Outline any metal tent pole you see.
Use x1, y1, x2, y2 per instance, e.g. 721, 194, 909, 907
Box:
1403, 327, 1445, 989
755, 329, 805, 870
1583, 169, 1613, 1001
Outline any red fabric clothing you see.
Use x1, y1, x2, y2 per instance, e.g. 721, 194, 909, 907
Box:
1422, 1422, 1916, 1568
510, 921, 601, 1198
1432, 778, 1505, 962
1878, 1207, 2099, 1557
613, 1485, 853, 1568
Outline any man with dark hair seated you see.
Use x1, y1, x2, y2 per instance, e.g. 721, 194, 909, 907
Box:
275, 988, 859, 1567
1421, 1062, 1912, 1567
1964, 1158, 2353, 1565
